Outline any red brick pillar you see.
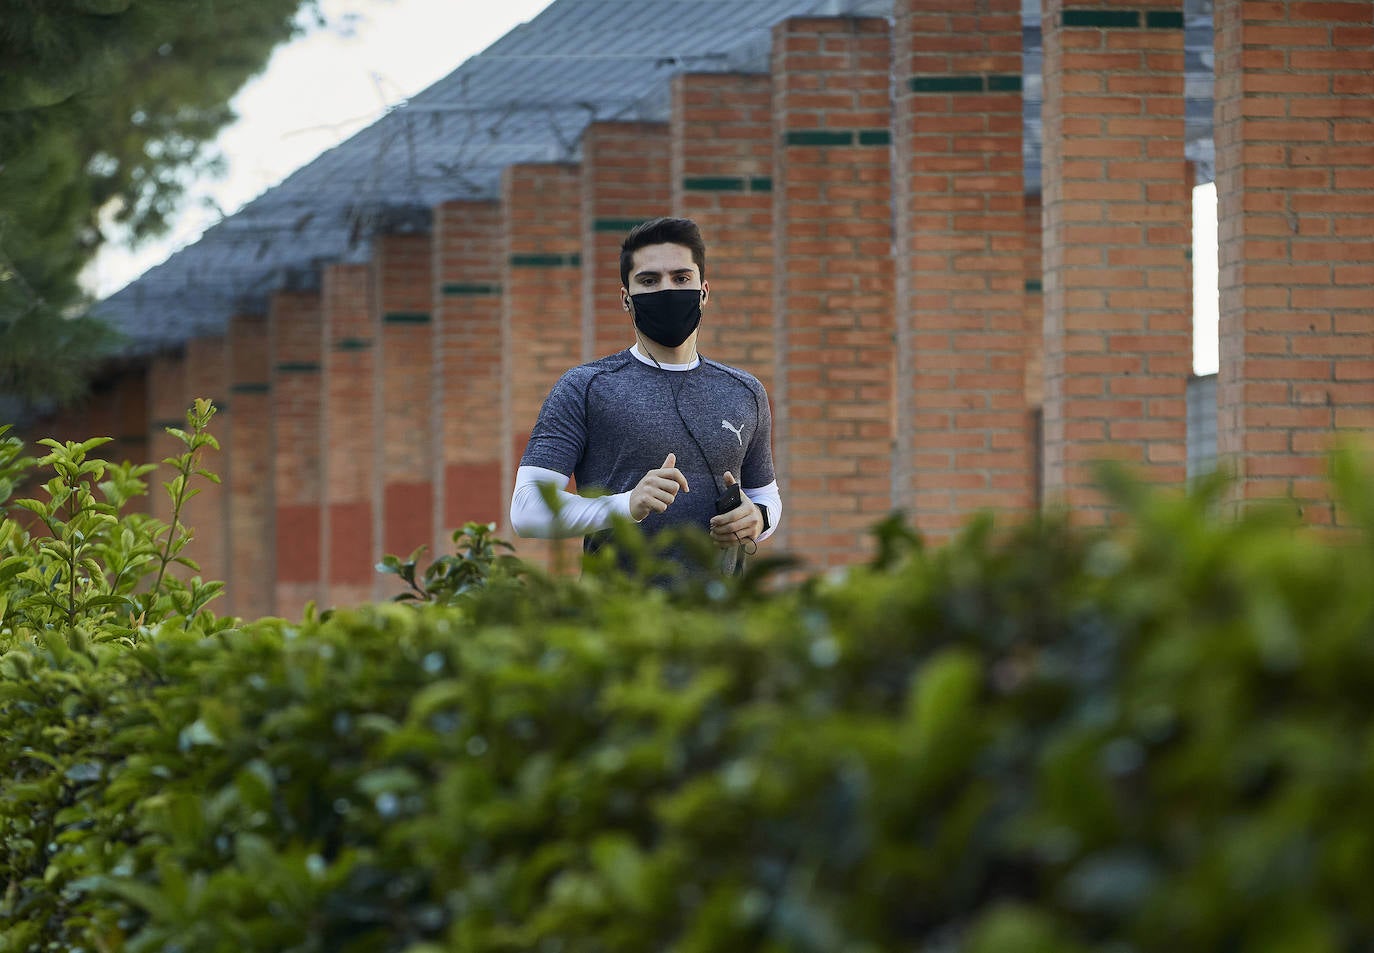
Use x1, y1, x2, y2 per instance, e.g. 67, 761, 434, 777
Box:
29, 405, 84, 448
671, 72, 776, 390
12, 405, 68, 527
12, 405, 64, 529
1041, 0, 1192, 520
227, 313, 273, 618
146, 349, 188, 526
372, 232, 434, 595
772, 16, 895, 569
1215, 0, 1374, 525
182, 335, 231, 589
22, 378, 144, 517
81, 369, 149, 466
894, 0, 1032, 540
112, 371, 150, 466
580, 121, 672, 362
1025, 194, 1045, 409
269, 288, 323, 618
320, 263, 375, 610
501, 163, 582, 570
433, 201, 505, 552
1025, 193, 1046, 506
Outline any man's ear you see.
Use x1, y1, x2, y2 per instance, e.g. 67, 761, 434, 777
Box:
622, 287, 631, 311
700, 280, 709, 306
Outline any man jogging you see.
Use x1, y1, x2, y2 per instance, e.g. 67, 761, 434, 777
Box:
509, 217, 781, 575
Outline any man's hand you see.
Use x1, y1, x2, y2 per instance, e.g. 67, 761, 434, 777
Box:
629, 452, 690, 522
709, 471, 762, 549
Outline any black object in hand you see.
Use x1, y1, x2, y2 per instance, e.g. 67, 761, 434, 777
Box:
714, 483, 742, 515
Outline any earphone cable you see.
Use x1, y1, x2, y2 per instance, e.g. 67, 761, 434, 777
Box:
635, 332, 755, 561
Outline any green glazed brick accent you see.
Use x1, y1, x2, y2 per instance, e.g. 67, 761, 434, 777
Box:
784, 129, 887, 147
1061, 9, 1183, 28
911, 74, 1024, 94
682, 176, 746, 192
1146, 10, 1185, 28
593, 218, 646, 233
785, 130, 854, 147
276, 361, 321, 373
336, 337, 373, 351
442, 283, 500, 296
679, 176, 774, 192
910, 75, 984, 93
510, 253, 563, 267
509, 253, 580, 267
1024, 279, 1043, 293
383, 312, 431, 324
230, 382, 271, 395
1063, 9, 1140, 27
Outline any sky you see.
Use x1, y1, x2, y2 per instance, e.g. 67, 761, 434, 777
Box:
1193, 183, 1219, 376
84, 0, 555, 300
83, 0, 1220, 375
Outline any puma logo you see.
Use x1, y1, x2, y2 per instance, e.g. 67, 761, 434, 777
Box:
721, 419, 743, 446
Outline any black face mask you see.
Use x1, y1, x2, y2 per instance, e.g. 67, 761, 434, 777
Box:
630, 288, 702, 348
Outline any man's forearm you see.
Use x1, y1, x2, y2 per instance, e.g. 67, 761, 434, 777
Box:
509, 466, 634, 538
743, 481, 782, 542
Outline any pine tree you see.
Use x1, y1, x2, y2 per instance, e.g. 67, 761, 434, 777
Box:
0, 0, 316, 402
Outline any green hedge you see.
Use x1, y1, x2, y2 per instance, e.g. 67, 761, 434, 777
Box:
3, 412, 1374, 951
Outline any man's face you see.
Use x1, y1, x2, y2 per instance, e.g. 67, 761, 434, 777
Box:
622, 242, 708, 305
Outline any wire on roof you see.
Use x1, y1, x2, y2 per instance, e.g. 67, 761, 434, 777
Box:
476, 53, 730, 60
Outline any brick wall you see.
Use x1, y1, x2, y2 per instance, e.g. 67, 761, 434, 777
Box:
671, 72, 777, 391
772, 16, 895, 568
181, 335, 231, 589
1025, 192, 1046, 506
372, 233, 435, 591
226, 313, 273, 617
501, 163, 583, 570
20, 371, 141, 459
19, 369, 149, 536
1215, 0, 1374, 525
321, 263, 375, 610
145, 350, 188, 527
1041, 0, 1191, 520
895, 0, 1033, 540
1025, 192, 1045, 409
270, 289, 323, 617
77, 369, 149, 467
433, 201, 505, 551
63, 6, 1374, 608
580, 122, 672, 362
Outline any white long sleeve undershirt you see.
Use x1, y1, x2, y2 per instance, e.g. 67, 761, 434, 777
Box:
510, 465, 782, 542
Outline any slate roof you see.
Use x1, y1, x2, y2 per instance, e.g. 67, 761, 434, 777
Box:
95, 0, 1215, 357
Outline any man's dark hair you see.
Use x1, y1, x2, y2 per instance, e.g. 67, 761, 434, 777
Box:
619, 217, 707, 288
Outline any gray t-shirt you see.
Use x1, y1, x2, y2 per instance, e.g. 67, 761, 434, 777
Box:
521, 349, 776, 561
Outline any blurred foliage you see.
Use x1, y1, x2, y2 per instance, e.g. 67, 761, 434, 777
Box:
1, 429, 1373, 950
0, 398, 227, 640
377, 522, 522, 607
0, 399, 232, 950
0, 0, 316, 401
